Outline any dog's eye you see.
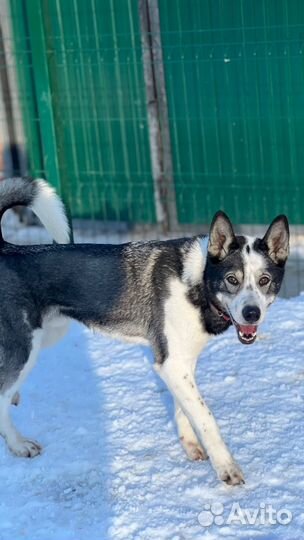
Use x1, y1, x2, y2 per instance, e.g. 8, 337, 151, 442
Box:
226, 275, 239, 286
259, 276, 270, 287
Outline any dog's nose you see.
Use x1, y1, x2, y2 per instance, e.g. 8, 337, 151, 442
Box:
242, 305, 261, 323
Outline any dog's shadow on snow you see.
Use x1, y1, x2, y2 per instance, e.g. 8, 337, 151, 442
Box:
10, 321, 112, 539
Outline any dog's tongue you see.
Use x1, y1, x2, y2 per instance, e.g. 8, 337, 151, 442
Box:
239, 325, 256, 334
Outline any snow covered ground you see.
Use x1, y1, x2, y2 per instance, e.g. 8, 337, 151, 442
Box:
0, 294, 303, 539
1, 211, 304, 539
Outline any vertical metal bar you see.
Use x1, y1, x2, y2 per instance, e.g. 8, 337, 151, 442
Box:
139, 0, 177, 232
25, 0, 61, 192
148, 0, 177, 231
139, 0, 165, 226
0, 21, 16, 145
9, 0, 45, 177
0, 19, 23, 177
25, 0, 73, 241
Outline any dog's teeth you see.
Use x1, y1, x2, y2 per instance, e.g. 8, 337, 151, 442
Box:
238, 328, 257, 343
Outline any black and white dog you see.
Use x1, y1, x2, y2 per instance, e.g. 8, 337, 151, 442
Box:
0, 178, 289, 486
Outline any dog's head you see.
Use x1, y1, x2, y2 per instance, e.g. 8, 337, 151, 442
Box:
204, 211, 289, 344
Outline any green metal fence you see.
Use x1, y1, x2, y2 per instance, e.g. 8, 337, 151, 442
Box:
159, 0, 304, 224
6, 0, 304, 226
10, 0, 155, 223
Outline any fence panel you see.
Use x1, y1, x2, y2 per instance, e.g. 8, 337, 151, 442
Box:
8, 0, 304, 226
10, 0, 155, 223
159, 0, 304, 224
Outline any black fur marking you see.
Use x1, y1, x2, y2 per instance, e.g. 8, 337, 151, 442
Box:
252, 238, 286, 294
149, 238, 191, 363
246, 245, 250, 254
187, 283, 231, 336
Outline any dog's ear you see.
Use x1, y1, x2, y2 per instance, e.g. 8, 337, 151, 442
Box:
208, 211, 236, 260
262, 215, 289, 264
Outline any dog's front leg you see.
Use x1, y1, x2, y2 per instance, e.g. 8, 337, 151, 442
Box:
156, 357, 244, 486
174, 356, 208, 460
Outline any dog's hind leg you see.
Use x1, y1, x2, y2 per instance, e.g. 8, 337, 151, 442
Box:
11, 391, 20, 406
11, 316, 70, 410
0, 329, 43, 457
41, 315, 70, 349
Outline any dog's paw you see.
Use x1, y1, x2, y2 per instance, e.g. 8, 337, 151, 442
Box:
180, 437, 208, 461
9, 437, 42, 458
218, 462, 245, 486
11, 392, 20, 406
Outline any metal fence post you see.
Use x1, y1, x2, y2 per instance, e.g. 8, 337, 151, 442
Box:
0, 21, 16, 150
139, 0, 177, 232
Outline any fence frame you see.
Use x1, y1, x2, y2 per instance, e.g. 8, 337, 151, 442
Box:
139, 0, 177, 232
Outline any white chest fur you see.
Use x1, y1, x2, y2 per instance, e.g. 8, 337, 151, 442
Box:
164, 278, 209, 361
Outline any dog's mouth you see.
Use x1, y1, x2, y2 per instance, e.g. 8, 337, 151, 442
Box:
234, 322, 257, 345
226, 308, 257, 344
211, 302, 258, 344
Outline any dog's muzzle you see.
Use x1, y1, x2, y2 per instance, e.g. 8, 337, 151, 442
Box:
210, 302, 257, 345
234, 305, 260, 344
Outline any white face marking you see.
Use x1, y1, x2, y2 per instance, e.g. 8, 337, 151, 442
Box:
219, 236, 275, 326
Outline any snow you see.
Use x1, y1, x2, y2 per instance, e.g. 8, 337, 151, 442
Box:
1, 211, 304, 538
0, 294, 303, 539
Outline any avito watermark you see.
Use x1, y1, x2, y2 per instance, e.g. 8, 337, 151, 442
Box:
198, 502, 292, 528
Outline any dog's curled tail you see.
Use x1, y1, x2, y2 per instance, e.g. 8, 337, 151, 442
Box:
0, 177, 70, 243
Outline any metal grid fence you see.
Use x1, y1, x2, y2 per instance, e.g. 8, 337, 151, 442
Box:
0, 0, 304, 297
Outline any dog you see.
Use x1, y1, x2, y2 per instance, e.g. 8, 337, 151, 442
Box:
0, 178, 289, 486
